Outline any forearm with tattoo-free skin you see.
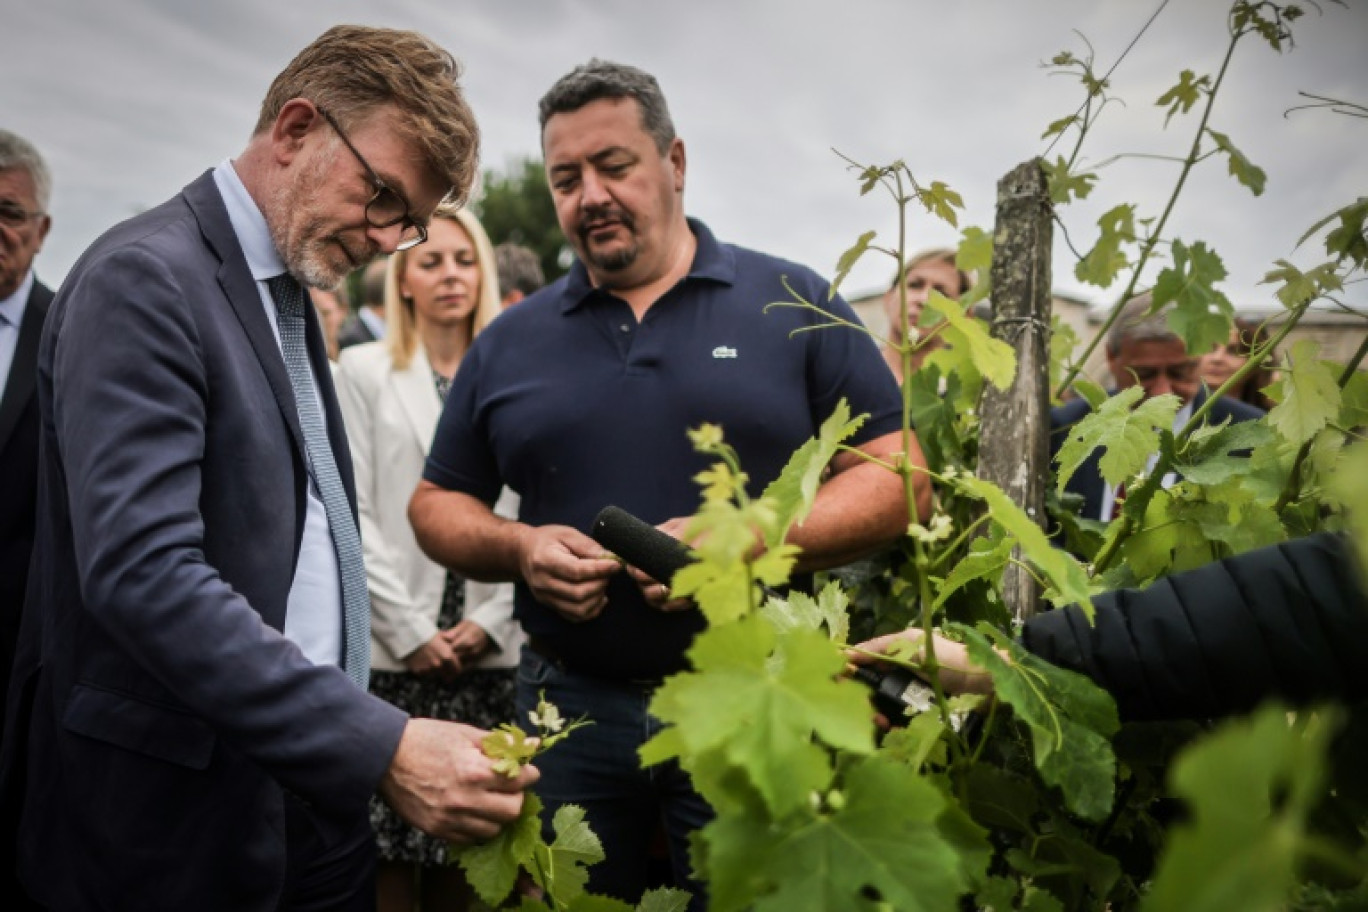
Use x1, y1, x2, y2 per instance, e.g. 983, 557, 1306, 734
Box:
409, 484, 620, 622
788, 430, 931, 573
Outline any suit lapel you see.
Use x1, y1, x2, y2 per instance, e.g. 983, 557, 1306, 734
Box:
0, 281, 52, 448
391, 344, 442, 452
183, 172, 308, 466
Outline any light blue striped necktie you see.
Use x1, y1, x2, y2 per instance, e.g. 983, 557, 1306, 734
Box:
267, 273, 370, 688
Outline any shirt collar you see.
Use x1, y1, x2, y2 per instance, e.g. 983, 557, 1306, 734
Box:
559, 217, 736, 314
212, 159, 288, 281
0, 269, 36, 329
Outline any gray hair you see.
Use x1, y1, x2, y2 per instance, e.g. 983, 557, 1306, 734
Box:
494, 243, 545, 296
538, 59, 676, 154
1106, 292, 1179, 355
0, 129, 52, 212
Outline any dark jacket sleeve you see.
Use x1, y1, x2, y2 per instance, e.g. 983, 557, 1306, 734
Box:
1021, 534, 1368, 721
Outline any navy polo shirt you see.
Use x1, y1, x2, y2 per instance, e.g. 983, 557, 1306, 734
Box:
425, 218, 902, 680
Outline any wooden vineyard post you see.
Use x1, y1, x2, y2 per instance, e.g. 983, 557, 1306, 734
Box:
977, 159, 1054, 622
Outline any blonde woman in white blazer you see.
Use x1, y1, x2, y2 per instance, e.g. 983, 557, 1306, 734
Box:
335, 205, 523, 912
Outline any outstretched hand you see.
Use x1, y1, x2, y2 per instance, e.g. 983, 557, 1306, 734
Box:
847, 628, 997, 697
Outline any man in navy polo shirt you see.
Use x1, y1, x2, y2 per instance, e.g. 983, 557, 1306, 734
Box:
410, 59, 931, 907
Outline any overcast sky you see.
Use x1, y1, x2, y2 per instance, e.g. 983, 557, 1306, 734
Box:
6, 0, 1366, 312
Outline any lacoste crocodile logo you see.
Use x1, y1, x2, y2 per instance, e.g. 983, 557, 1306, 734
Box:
712, 346, 737, 359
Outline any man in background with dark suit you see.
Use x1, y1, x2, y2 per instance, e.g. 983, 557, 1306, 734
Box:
1051, 293, 1265, 523
337, 256, 388, 350
0, 129, 53, 737
1, 27, 535, 911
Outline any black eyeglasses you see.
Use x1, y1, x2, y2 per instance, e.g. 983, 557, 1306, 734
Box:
0, 201, 45, 230
315, 106, 427, 251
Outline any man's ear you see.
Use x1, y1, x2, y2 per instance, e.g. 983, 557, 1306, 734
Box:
669, 138, 686, 193
270, 99, 323, 166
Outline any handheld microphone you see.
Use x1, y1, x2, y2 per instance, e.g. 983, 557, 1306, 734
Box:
590, 506, 696, 584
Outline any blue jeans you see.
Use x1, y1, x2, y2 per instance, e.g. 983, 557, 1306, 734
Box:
517, 647, 710, 910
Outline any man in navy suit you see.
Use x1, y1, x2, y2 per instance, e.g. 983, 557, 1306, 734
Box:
1, 27, 535, 911
1051, 293, 1265, 523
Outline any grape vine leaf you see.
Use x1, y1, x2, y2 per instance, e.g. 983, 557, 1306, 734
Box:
761, 579, 850, 644
701, 755, 976, 912
529, 803, 606, 905
1074, 204, 1135, 287
957, 224, 994, 275
1205, 128, 1266, 196
932, 527, 1013, 611
1327, 439, 1368, 572
635, 888, 693, 912
831, 230, 877, 300
1054, 387, 1180, 491
915, 180, 963, 227
1156, 69, 1211, 125
761, 399, 865, 543
1173, 418, 1273, 485
955, 624, 1119, 822
924, 291, 1017, 390
1266, 341, 1341, 445
955, 475, 1092, 614
1338, 369, 1368, 429
1298, 197, 1368, 266
642, 618, 874, 817
1042, 155, 1096, 205
1142, 705, 1340, 912
1152, 239, 1234, 356
456, 792, 545, 906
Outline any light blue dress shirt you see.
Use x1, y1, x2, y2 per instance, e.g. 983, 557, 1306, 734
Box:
212, 160, 344, 669
0, 269, 36, 402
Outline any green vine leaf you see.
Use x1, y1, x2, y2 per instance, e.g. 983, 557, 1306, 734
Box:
456, 792, 545, 906
1266, 340, 1341, 445
701, 755, 975, 912
1152, 239, 1234, 356
642, 618, 874, 817
1205, 128, 1267, 197
957, 224, 994, 277
932, 527, 1012, 612
955, 475, 1092, 613
831, 230, 877, 300
1054, 387, 1181, 491
924, 291, 1017, 390
1174, 417, 1274, 486
527, 803, 607, 905
761, 579, 850, 643
1327, 439, 1368, 572
915, 180, 964, 228
761, 399, 865, 544
1156, 69, 1211, 125
634, 888, 694, 912
956, 624, 1119, 822
1142, 706, 1341, 912
1074, 204, 1136, 287
1042, 155, 1097, 206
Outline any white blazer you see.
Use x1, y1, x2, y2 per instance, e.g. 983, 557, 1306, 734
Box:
335, 341, 524, 672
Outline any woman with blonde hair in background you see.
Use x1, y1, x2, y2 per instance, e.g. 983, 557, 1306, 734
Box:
880, 247, 975, 383
335, 204, 524, 912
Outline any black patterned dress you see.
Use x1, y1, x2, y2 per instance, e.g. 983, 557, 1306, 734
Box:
367, 370, 519, 866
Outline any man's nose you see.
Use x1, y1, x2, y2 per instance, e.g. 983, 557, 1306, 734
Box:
579, 170, 612, 209
368, 222, 408, 255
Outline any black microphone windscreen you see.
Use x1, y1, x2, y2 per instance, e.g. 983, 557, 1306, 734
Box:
590, 506, 695, 583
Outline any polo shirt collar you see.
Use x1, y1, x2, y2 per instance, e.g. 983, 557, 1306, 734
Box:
560, 217, 736, 314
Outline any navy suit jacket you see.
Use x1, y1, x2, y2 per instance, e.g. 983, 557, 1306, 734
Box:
0, 172, 407, 910
1050, 387, 1266, 522
0, 278, 52, 729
